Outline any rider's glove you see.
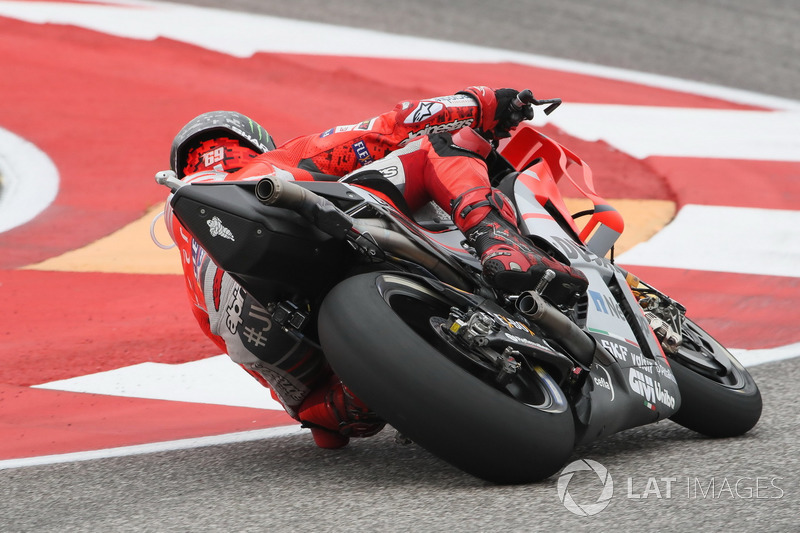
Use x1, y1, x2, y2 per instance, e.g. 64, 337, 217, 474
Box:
458, 86, 534, 140
452, 187, 588, 302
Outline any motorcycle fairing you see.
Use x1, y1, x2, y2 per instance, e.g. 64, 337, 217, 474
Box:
502, 124, 624, 257
168, 180, 347, 299
504, 132, 682, 434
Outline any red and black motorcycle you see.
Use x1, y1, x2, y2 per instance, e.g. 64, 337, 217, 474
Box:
157, 94, 761, 484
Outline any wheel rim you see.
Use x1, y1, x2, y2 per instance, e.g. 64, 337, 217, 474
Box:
672, 320, 749, 389
374, 274, 569, 413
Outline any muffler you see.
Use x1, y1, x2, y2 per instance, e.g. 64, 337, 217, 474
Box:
255, 176, 353, 239
516, 290, 600, 368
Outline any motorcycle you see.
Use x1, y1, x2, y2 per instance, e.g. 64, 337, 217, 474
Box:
155, 93, 761, 484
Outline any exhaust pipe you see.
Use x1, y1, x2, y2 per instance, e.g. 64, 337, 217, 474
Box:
254, 175, 277, 203
256, 176, 471, 289
516, 290, 597, 368
256, 175, 317, 212
255, 176, 353, 239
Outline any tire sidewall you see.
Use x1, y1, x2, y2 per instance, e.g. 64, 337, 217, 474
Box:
318, 272, 576, 483
667, 320, 762, 437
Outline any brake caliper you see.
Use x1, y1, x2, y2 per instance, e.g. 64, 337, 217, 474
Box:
638, 294, 683, 354
443, 308, 521, 383
445, 308, 493, 348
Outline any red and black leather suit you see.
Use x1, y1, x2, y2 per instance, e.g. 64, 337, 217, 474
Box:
166, 87, 587, 448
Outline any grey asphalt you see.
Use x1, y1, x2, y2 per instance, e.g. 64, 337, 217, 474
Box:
2, 1, 798, 531
172, 0, 799, 100
2, 360, 797, 532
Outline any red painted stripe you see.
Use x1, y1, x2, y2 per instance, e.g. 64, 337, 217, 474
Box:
645, 156, 800, 210
620, 265, 800, 350
0, 384, 294, 460
0, 270, 216, 386
0, 17, 755, 268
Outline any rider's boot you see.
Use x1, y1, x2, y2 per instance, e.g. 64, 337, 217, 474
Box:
297, 375, 385, 449
452, 187, 588, 302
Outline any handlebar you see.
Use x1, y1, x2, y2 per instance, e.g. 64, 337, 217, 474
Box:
512, 89, 562, 116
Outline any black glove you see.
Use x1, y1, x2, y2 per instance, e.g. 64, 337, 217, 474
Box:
492, 88, 534, 138
458, 86, 534, 140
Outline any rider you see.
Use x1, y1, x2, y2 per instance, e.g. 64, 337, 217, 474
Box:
166, 87, 588, 449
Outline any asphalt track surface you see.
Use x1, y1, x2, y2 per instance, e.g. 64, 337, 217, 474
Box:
2, 1, 799, 531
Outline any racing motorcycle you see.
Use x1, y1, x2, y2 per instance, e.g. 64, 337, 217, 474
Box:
155, 92, 761, 484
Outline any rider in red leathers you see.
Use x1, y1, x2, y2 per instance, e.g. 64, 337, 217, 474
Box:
166, 86, 588, 448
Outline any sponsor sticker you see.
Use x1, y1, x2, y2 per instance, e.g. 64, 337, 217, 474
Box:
191, 239, 206, 282
431, 94, 478, 107
207, 216, 235, 241
403, 101, 445, 124
593, 364, 615, 401
355, 118, 376, 130
403, 118, 474, 144
225, 285, 245, 334
352, 140, 374, 164
628, 368, 676, 409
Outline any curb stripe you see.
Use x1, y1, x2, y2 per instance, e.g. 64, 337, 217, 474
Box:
0, 425, 306, 470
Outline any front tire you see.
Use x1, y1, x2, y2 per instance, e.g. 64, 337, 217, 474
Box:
668, 318, 762, 437
318, 272, 576, 484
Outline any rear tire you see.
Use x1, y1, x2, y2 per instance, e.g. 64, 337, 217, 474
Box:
318, 272, 576, 484
668, 318, 761, 437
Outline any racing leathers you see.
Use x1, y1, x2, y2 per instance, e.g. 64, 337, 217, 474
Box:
166, 87, 588, 448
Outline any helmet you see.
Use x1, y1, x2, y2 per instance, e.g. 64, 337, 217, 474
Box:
170, 111, 276, 178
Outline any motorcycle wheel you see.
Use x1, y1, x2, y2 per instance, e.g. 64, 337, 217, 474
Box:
667, 318, 762, 437
318, 272, 575, 484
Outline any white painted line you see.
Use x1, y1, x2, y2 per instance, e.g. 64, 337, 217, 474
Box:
32, 341, 798, 415
733, 343, 800, 367
0, 425, 306, 470
618, 204, 800, 278
33, 355, 285, 410
534, 105, 800, 161
0, 127, 59, 233
0, 0, 798, 111
10, 341, 797, 471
